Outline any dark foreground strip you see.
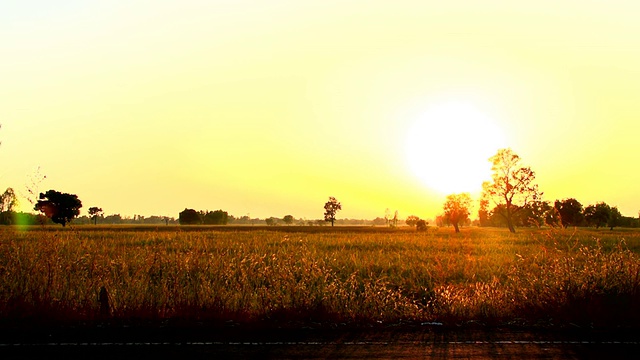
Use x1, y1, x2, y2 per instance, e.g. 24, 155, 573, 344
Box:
1, 340, 639, 347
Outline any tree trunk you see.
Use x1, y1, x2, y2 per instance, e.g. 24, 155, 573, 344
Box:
505, 203, 516, 233
453, 223, 460, 233
505, 214, 516, 233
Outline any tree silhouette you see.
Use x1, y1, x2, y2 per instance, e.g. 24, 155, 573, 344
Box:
443, 193, 471, 233
179, 208, 201, 225
554, 198, 584, 228
34, 190, 82, 227
88, 207, 103, 225
0, 188, 18, 212
416, 219, 428, 231
405, 215, 420, 228
203, 210, 229, 225
323, 197, 341, 227
584, 202, 611, 228
0, 188, 18, 225
608, 206, 622, 230
282, 215, 294, 226
482, 148, 541, 233
520, 200, 553, 227
477, 198, 490, 227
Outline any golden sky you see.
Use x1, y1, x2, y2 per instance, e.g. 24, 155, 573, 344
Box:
1, 1, 639, 220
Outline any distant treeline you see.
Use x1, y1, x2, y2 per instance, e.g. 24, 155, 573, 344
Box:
3, 204, 636, 229
177, 208, 385, 226
0, 211, 50, 226
0, 211, 178, 226
74, 214, 178, 225
474, 198, 639, 229
0, 209, 397, 227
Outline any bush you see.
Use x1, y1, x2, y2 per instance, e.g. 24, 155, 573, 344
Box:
416, 219, 428, 231
179, 208, 201, 225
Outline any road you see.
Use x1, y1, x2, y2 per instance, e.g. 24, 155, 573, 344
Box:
1, 326, 639, 359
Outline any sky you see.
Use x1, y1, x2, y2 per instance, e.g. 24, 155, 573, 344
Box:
1, 0, 639, 221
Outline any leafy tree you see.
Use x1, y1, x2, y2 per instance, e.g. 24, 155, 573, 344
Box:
554, 198, 584, 228
405, 215, 420, 228
179, 208, 201, 225
323, 196, 341, 226
265, 217, 279, 226
443, 193, 471, 233
0, 188, 18, 225
282, 215, 294, 226
435, 214, 449, 227
584, 202, 611, 228
203, 210, 229, 225
482, 148, 541, 233
477, 198, 490, 227
520, 200, 553, 227
0, 187, 18, 212
608, 206, 622, 230
88, 206, 103, 225
484, 204, 507, 227
236, 215, 251, 224
34, 190, 82, 227
486, 200, 552, 228
104, 214, 123, 224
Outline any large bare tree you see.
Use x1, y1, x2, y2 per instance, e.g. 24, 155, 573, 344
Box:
482, 148, 541, 233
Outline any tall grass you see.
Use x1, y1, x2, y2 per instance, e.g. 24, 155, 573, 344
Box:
0, 226, 639, 328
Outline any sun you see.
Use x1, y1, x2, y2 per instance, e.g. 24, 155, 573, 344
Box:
405, 101, 507, 195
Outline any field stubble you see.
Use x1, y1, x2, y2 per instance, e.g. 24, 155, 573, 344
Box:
1, 226, 639, 330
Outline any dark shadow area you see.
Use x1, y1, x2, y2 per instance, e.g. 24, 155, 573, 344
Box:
1, 323, 639, 359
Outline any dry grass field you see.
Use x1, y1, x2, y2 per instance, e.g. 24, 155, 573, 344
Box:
1, 225, 639, 330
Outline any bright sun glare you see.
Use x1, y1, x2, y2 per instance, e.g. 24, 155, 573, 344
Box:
405, 101, 507, 195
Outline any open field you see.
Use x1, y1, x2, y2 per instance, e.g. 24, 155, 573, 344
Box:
1, 225, 639, 331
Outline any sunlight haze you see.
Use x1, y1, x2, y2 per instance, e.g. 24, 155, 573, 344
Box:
1, 0, 639, 220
